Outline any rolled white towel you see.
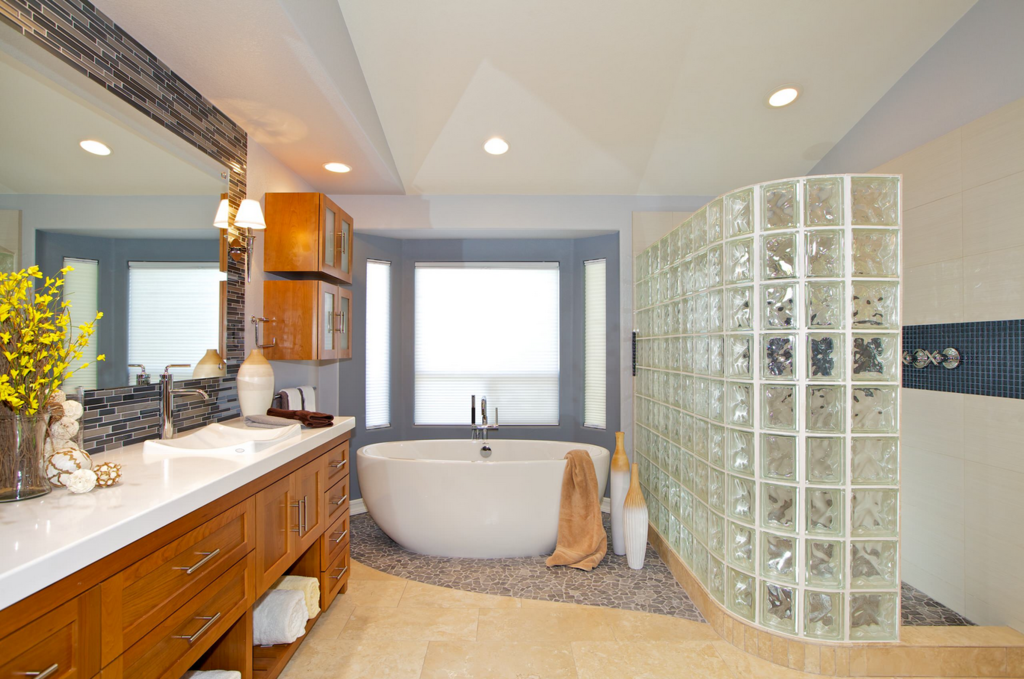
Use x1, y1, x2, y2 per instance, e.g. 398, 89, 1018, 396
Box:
273, 575, 320, 619
182, 672, 242, 679
252, 589, 307, 646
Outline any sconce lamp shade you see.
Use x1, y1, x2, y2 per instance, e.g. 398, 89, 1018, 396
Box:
235, 199, 266, 230
213, 199, 230, 229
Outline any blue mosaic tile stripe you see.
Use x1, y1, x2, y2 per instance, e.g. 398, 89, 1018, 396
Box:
902, 320, 1024, 399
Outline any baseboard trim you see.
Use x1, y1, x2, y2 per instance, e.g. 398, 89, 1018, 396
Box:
350, 498, 367, 515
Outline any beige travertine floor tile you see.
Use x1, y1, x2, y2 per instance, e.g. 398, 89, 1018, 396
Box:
477, 607, 617, 642
421, 641, 577, 679
399, 581, 520, 609
900, 625, 1024, 647
609, 608, 720, 642
350, 559, 406, 581
335, 578, 407, 607
340, 606, 479, 642
520, 598, 597, 611
302, 600, 356, 642
279, 640, 429, 679
572, 640, 733, 679
713, 641, 815, 679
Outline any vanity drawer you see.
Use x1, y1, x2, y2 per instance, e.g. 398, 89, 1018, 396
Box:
101, 499, 254, 662
324, 440, 350, 485
323, 473, 350, 524
321, 511, 350, 565
320, 543, 350, 611
0, 588, 100, 679
113, 553, 254, 679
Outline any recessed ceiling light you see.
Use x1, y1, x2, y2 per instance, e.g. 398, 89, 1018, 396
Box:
324, 162, 351, 173
767, 87, 800, 108
483, 137, 509, 155
79, 140, 111, 156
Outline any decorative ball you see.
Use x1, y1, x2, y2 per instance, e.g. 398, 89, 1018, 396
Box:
48, 389, 67, 404
67, 468, 97, 494
45, 447, 92, 487
93, 461, 123, 487
62, 399, 84, 421
49, 417, 80, 442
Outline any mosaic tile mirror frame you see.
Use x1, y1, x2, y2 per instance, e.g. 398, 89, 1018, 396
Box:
634, 175, 902, 642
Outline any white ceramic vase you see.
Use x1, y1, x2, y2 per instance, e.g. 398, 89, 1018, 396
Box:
192, 349, 227, 379
238, 349, 274, 417
623, 462, 649, 570
610, 431, 630, 556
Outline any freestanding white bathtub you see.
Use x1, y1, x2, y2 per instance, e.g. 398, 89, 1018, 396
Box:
356, 439, 610, 558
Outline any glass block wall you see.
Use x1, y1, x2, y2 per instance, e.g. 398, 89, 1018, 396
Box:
633, 175, 901, 642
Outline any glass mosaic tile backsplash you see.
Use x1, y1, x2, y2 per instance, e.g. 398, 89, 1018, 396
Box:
634, 175, 901, 642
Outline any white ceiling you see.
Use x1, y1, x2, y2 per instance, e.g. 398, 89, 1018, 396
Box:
96, 0, 974, 197
0, 56, 226, 196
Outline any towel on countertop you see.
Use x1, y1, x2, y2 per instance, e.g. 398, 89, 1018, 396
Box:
546, 449, 607, 571
244, 414, 298, 429
266, 407, 334, 429
277, 386, 316, 412
273, 575, 321, 619
252, 588, 308, 646
182, 672, 242, 679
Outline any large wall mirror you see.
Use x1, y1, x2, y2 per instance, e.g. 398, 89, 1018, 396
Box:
0, 32, 235, 391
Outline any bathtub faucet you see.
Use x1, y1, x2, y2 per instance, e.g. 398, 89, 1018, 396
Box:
470, 395, 499, 451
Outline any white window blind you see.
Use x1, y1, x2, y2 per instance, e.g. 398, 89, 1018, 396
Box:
128, 262, 222, 383
62, 257, 99, 391
365, 259, 391, 429
414, 262, 560, 426
584, 258, 607, 429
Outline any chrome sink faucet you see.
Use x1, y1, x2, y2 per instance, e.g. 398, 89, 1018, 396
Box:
470, 395, 499, 454
159, 365, 210, 439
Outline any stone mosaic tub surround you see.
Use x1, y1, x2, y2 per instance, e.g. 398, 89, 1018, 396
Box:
633, 175, 903, 642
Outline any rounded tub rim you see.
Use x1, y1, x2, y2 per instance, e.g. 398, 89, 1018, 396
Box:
356, 439, 610, 465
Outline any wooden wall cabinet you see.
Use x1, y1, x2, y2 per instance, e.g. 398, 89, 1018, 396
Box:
262, 281, 351, 361
264, 193, 353, 284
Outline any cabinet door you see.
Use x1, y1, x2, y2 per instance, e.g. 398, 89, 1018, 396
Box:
291, 458, 326, 554
336, 287, 352, 360
320, 196, 347, 282
254, 476, 296, 595
318, 282, 340, 361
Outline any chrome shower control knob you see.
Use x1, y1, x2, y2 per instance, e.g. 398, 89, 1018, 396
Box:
941, 348, 961, 370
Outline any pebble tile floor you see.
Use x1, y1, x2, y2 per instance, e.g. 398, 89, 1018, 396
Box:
350, 512, 972, 626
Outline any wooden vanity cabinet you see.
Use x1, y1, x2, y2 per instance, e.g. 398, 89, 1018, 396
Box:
262, 280, 352, 361
0, 588, 101, 679
264, 193, 353, 284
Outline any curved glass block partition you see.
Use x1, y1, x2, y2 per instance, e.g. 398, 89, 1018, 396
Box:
634, 175, 901, 642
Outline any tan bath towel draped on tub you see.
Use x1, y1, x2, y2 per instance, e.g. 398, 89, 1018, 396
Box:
546, 449, 607, 570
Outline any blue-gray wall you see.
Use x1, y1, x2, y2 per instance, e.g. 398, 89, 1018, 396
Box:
337, 233, 621, 500
35, 231, 218, 388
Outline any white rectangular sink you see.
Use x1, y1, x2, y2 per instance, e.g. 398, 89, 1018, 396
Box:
143, 422, 302, 456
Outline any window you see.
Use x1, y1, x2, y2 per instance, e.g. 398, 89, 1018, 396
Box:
62, 257, 99, 390
583, 258, 606, 428
128, 262, 222, 383
365, 259, 391, 429
414, 262, 560, 426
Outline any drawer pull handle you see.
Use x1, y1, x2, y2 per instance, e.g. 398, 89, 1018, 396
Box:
174, 549, 221, 575
26, 665, 59, 679
330, 565, 349, 580
329, 459, 347, 469
173, 612, 221, 644
302, 495, 309, 533
331, 529, 349, 544
289, 499, 304, 534
331, 494, 348, 506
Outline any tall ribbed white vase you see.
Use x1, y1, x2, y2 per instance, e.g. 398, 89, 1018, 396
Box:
610, 431, 630, 556
623, 462, 648, 570
238, 349, 274, 417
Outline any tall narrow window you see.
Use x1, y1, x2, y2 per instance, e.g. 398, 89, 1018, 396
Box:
584, 258, 607, 428
62, 257, 99, 390
128, 262, 221, 383
365, 259, 391, 429
415, 262, 560, 426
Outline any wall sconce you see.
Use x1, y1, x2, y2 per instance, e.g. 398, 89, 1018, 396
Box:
215, 198, 266, 282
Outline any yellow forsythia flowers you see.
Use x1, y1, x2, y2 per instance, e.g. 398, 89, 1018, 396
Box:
0, 265, 104, 415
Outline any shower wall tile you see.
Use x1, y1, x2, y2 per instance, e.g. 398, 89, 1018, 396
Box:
902, 194, 963, 268
900, 389, 964, 459
874, 127, 961, 210
902, 320, 1024, 399
963, 246, 1024, 322
963, 395, 1024, 475
961, 96, 1024, 191
902, 260, 964, 325
962, 171, 1024, 255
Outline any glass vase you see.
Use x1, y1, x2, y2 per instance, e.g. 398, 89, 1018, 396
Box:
0, 413, 51, 502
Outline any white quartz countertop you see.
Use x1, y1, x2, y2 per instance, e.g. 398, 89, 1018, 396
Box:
0, 416, 355, 611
